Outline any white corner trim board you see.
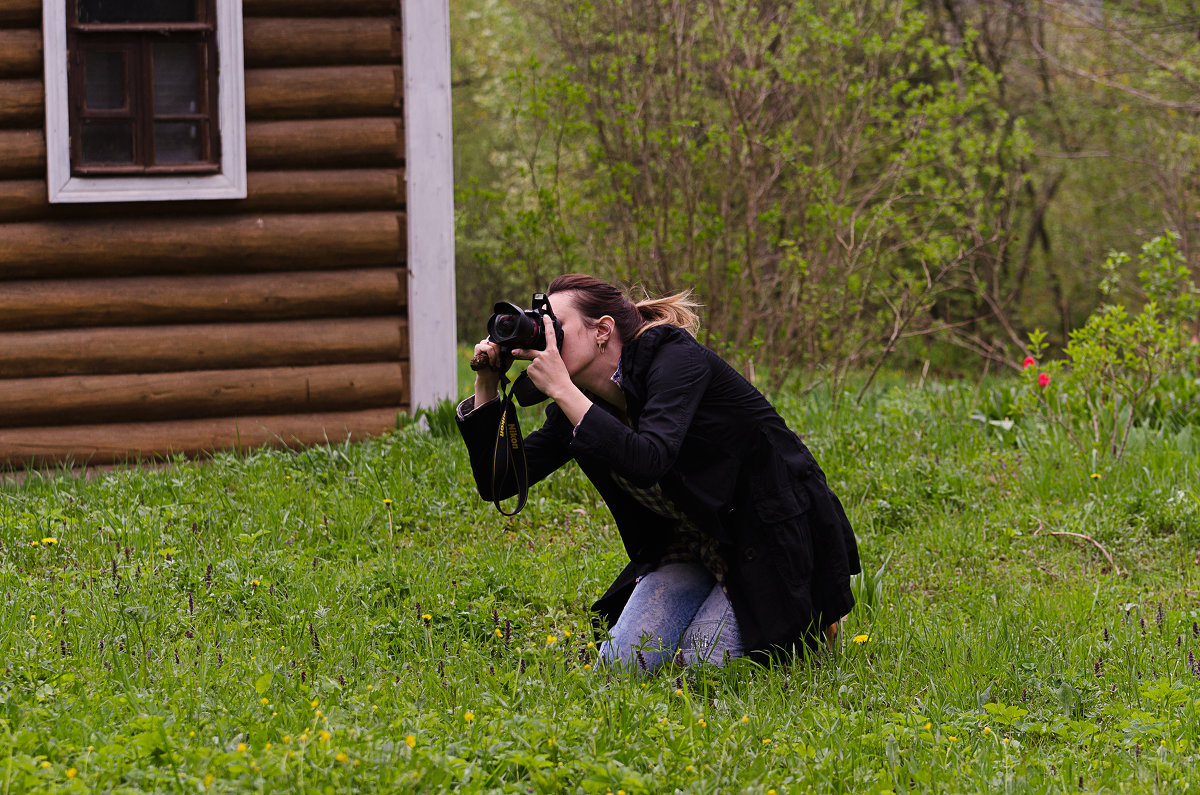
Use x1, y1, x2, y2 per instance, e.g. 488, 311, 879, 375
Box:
42, 0, 247, 203
401, 0, 458, 411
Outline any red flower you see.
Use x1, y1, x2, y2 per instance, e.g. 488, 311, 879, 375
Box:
1022, 356, 1035, 369
1037, 372, 1050, 388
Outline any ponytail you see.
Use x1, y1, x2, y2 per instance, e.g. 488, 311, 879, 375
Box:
633, 291, 701, 338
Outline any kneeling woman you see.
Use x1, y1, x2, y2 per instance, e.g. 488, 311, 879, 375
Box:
457, 274, 860, 672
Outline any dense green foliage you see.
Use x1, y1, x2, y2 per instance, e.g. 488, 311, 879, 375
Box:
452, 0, 1200, 381
3, 363, 1199, 792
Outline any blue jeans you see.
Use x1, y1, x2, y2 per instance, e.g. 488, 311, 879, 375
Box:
598, 561, 743, 674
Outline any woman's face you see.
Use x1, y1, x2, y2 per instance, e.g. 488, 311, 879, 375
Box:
549, 291, 606, 380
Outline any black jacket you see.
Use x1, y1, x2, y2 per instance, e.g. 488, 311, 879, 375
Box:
457, 324, 860, 656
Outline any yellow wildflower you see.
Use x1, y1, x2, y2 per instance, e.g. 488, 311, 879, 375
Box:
697, 719, 706, 727
464, 712, 475, 722
948, 736, 958, 742
405, 734, 416, 748
66, 768, 77, 779
852, 634, 870, 643
421, 614, 432, 622
335, 752, 349, 763
310, 698, 319, 709
563, 629, 572, 638
494, 628, 503, 637
546, 634, 558, 646
204, 773, 214, 787
260, 697, 269, 705
236, 743, 247, 753
1090, 473, 1101, 480
40, 761, 51, 769
318, 730, 332, 743
41, 538, 58, 546
383, 498, 393, 505
741, 715, 750, 724
983, 726, 992, 735
283, 735, 292, 743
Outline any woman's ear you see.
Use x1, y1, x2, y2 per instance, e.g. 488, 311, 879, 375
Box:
596, 316, 616, 345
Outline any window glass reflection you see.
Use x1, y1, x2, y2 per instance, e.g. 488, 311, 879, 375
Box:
153, 43, 200, 114
77, 0, 196, 24
80, 122, 133, 164
84, 50, 125, 110
155, 122, 203, 163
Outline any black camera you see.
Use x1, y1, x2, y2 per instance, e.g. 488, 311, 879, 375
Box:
487, 293, 564, 355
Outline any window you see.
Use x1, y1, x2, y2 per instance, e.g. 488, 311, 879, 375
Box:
44, 0, 246, 202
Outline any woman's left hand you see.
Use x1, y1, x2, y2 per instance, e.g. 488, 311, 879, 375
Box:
512, 316, 575, 401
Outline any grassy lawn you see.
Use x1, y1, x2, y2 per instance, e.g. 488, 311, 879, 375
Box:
2, 372, 1198, 793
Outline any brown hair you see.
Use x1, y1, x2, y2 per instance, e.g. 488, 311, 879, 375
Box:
547, 274, 701, 342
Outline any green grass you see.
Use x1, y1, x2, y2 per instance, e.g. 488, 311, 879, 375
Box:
2, 371, 1199, 793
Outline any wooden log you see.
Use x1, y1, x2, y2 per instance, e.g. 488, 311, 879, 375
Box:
245, 65, 401, 120
0, 408, 405, 467
0, 179, 44, 220
0, 31, 42, 79
0, 170, 404, 221
0, 119, 404, 180
0, 129, 43, 178
0, 269, 406, 331
0, 362, 409, 427
244, 18, 399, 67
0, 0, 40, 27
0, 317, 408, 378
0, 0, 396, 27
247, 118, 403, 168
0, 212, 405, 278
244, 169, 404, 211
0, 78, 42, 127
243, 0, 395, 17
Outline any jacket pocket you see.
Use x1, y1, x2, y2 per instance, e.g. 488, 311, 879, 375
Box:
747, 485, 814, 589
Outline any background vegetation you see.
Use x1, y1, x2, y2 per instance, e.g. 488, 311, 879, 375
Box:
452, 0, 1200, 386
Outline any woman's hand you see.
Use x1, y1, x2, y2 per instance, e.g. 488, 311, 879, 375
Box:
471, 338, 508, 406
513, 317, 593, 425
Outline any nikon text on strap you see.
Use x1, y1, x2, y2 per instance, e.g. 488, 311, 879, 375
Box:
490, 372, 531, 516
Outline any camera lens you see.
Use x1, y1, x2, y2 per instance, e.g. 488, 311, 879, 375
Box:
493, 314, 520, 338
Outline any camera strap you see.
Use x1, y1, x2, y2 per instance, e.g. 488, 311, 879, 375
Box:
490, 373, 529, 516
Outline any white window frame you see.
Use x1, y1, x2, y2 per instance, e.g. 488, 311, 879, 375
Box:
42, 0, 247, 203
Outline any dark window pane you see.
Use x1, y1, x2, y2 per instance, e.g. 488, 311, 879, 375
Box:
155, 122, 203, 163
84, 50, 125, 110
80, 122, 133, 164
153, 43, 200, 114
78, 0, 197, 23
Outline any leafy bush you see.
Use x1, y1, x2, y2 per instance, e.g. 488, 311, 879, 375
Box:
1019, 232, 1199, 463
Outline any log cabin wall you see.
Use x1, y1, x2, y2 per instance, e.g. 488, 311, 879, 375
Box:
0, 0, 411, 468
